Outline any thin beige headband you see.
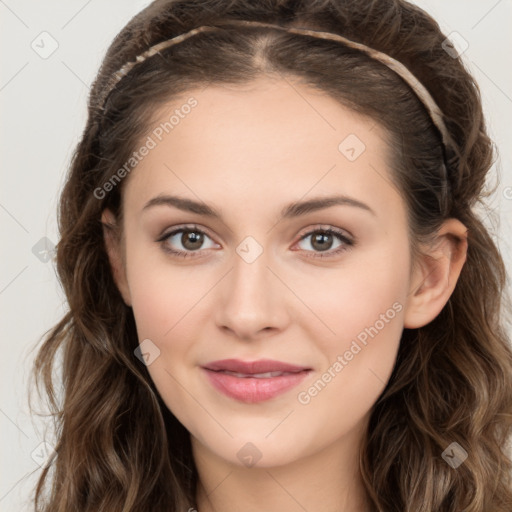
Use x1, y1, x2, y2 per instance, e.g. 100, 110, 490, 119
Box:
97, 18, 456, 213
97, 19, 456, 153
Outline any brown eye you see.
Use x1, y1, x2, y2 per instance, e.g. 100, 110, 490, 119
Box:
180, 230, 205, 251
296, 228, 354, 259
310, 231, 335, 252
158, 225, 218, 258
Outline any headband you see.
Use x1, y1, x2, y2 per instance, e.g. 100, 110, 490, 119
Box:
97, 19, 456, 211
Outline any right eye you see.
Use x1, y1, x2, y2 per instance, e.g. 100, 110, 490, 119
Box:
157, 224, 219, 258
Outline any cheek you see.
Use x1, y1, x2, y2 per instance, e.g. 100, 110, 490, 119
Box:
125, 241, 211, 340
292, 242, 409, 413
295, 237, 409, 352
125, 252, 210, 426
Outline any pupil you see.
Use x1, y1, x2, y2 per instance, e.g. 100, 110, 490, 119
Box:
312, 232, 332, 251
183, 231, 203, 250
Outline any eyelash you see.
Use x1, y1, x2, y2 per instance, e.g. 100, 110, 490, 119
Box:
156, 224, 355, 260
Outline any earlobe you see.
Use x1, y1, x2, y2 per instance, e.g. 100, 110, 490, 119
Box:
403, 219, 468, 329
101, 209, 132, 307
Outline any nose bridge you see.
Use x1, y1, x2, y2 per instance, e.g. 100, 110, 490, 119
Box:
215, 238, 285, 337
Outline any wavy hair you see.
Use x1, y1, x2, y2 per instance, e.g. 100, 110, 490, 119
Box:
30, 0, 512, 510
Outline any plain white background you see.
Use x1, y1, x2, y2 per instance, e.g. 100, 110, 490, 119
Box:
1, 1, 511, 510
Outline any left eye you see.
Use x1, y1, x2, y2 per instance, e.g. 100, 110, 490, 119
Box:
295, 228, 353, 257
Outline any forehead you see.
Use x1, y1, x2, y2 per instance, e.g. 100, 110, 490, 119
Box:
122, 77, 401, 220
145, 77, 384, 158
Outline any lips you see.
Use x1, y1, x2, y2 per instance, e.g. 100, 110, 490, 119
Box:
215, 370, 294, 378
201, 359, 312, 403
203, 358, 310, 374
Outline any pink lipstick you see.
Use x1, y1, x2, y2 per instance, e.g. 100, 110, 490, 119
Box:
201, 358, 311, 403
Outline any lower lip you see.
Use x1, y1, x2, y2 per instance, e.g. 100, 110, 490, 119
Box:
202, 368, 311, 403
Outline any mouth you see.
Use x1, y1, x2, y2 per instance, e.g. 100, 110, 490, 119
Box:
201, 359, 312, 403
211, 370, 302, 378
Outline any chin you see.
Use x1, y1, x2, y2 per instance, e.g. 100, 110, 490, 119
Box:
191, 426, 322, 470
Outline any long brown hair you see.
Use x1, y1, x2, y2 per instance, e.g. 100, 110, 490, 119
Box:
30, 1, 512, 510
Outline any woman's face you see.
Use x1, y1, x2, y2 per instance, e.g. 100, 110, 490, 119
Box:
108, 77, 416, 468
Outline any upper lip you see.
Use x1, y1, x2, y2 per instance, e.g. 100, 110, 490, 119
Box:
202, 358, 311, 374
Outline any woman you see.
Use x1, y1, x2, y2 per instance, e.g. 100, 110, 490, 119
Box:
31, 0, 512, 510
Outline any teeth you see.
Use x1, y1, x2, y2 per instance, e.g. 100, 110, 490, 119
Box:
221, 370, 290, 378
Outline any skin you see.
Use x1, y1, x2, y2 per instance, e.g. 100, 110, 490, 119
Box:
102, 76, 468, 511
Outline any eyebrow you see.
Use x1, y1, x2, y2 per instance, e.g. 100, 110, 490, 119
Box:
142, 193, 376, 219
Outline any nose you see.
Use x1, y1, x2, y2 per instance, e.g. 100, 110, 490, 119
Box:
214, 246, 289, 341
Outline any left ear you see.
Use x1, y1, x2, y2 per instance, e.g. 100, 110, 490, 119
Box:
403, 218, 468, 329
